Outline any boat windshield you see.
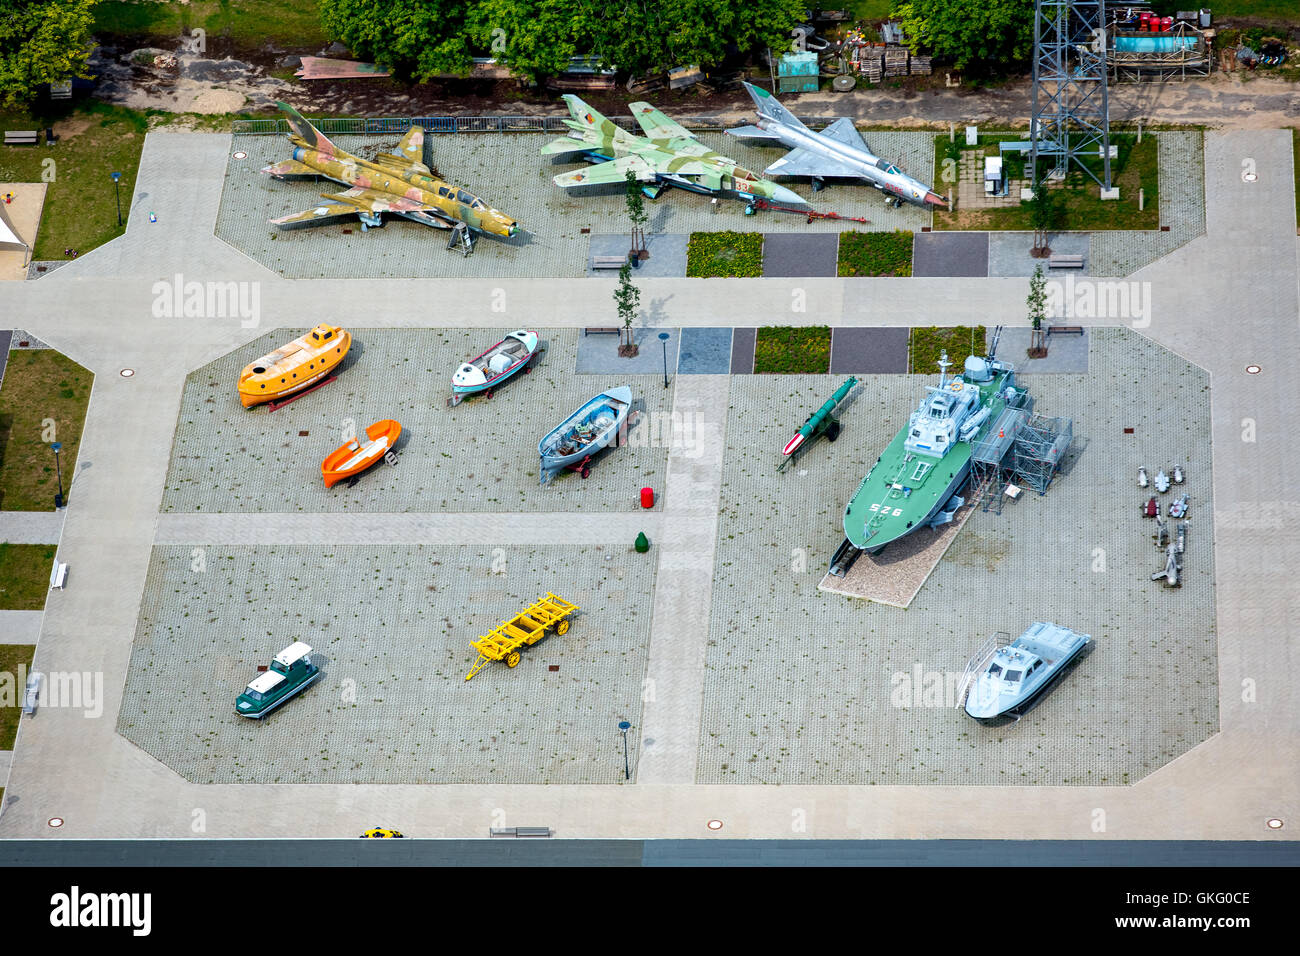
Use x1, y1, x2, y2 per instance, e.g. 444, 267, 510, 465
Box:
244, 688, 263, 701
1004, 670, 1022, 682
988, 663, 1002, 677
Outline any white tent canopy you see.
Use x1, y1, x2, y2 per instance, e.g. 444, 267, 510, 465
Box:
0, 203, 29, 261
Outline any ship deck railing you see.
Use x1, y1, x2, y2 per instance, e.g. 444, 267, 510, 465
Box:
956, 631, 1013, 709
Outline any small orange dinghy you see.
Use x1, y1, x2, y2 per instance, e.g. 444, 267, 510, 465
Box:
321, 419, 402, 488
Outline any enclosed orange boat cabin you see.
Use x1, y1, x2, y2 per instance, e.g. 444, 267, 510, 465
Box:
238, 324, 351, 408
322, 419, 402, 488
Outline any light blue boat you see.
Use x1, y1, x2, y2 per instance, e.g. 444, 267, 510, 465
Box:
963, 622, 1091, 722
538, 385, 632, 484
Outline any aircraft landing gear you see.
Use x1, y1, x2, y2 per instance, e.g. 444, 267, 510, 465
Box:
811, 177, 826, 193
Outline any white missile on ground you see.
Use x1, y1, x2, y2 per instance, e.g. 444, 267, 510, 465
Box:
726, 82, 949, 209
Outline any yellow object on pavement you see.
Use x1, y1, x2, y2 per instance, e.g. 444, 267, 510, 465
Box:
465, 592, 579, 681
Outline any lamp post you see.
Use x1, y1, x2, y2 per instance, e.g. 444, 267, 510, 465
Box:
51, 442, 64, 509
658, 332, 670, 389
617, 720, 632, 780
111, 171, 122, 227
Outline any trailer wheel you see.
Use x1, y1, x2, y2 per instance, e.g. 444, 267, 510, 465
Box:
486, 388, 494, 400
826, 421, 841, 442
505, 651, 521, 668
580, 465, 591, 479
556, 619, 570, 635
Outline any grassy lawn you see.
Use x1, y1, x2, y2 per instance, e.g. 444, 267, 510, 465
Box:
908, 326, 987, 375
1183, 1, 1300, 23
838, 230, 913, 276
0, 645, 37, 751
0, 543, 57, 610
0, 103, 150, 260
754, 327, 832, 374
93, 0, 329, 50
686, 231, 764, 277
932, 133, 1158, 232
0, 349, 93, 511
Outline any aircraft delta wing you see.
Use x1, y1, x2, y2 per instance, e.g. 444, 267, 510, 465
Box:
261, 102, 518, 242
543, 95, 809, 208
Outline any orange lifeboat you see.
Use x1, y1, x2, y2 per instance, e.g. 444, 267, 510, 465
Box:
321, 419, 402, 488
238, 324, 351, 408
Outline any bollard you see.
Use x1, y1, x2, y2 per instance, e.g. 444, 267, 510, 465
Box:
635, 532, 649, 553
640, 487, 654, 509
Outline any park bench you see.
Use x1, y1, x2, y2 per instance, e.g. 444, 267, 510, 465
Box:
1048, 253, 1085, 269
49, 560, 68, 590
582, 327, 620, 336
591, 254, 630, 270
1047, 325, 1085, 337
4, 130, 39, 145
489, 827, 553, 838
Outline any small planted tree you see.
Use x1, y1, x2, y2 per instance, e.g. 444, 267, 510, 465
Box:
1027, 264, 1048, 357
625, 170, 649, 261
615, 260, 641, 356
1028, 184, 1061, 257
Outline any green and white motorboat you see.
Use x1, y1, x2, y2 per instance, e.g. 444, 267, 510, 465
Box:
235, 642, 321, 718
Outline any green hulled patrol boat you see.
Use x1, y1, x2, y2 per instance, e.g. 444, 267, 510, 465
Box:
830, 334, 1024, 575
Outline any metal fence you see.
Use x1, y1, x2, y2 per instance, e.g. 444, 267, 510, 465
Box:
231, 114, 844, 136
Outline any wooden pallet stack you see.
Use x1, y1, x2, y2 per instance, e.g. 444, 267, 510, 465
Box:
909, 55, 932, 75
884, 47, 910, 77
859, 51, 884, 82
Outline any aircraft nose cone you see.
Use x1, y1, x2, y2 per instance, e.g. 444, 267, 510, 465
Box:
924, 191, 949, 207
771, 184, 810, 207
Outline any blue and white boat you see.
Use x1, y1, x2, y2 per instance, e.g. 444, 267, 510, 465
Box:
449, 330, 541, 406
538, 385, 632, 484
963, 622, 1091, 721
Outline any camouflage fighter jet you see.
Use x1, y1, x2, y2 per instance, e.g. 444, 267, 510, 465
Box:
261, 102, 517, 246
542, 95, 809, 208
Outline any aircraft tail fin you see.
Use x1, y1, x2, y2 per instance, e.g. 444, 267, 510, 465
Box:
742, 82, 808, 131
276, 101, 337, 155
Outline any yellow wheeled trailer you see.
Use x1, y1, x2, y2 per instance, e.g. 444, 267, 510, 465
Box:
464, 592, 579, 681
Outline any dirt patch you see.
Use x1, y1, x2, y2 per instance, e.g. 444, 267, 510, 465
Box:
190, 89, 246, 113
52, 117, 93, 140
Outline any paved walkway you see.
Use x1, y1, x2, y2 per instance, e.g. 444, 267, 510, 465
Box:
155, 512, 662, 545
0, 129, 1293, 841
637, 375, 729, 785
0, 511, 64, 544
0, 611, 41, 644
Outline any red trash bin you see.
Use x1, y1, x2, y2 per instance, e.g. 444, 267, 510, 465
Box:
640, 487, 655, 509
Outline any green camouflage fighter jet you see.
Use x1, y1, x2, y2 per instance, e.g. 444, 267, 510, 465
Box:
261, 102, 517, 246
542, 95, 809, 209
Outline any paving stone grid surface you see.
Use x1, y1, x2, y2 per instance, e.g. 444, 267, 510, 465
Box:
117, 545, 654, 784
217, 132, 935, 278
1090, 131, 1206, 277
698, 327, 1216, 786
160, 328, 671, 514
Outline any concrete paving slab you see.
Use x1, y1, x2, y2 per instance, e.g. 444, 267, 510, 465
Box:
218, 131, 936, 279
576, 327, 679, 377
730, 328, 756, 374
586, 235, 687, 277
0, 511, 64, 544
762, 233, 840, 277
161, 329, 673, 514
0, 611, 42, 644
700, 329, 1216, 785
117, 544, 656, 784
996, 327, 1090, 373
913, 232, 990, 277
988, 232, 1091, 277
829, 326, 909, 373
677, 328, 732, 375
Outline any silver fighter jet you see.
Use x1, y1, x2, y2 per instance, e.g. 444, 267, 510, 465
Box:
726, 82, 949, 208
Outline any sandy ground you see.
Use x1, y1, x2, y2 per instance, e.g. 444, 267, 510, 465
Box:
0, 184, 45, 280
85, 43, 1300, 132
